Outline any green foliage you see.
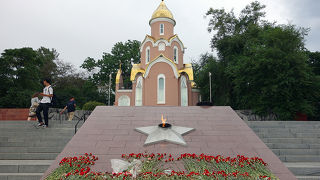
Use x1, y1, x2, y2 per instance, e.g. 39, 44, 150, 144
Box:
81, 40, 141, 92
193, 54, 233, 106
196, 1, 320, 120
307, 51, 320, 75
0, 47, 44, 107
0, 47, 106, 109
82, 101, 106, 111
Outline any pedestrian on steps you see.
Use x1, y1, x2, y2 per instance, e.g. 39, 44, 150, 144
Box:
36, 79, 53, 128
60, 97, 76, 121
27, 93, 40, 121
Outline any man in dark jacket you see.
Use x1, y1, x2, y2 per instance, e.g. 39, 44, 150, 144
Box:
60, 97, 76, 121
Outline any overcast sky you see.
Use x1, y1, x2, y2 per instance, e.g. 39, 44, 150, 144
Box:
0, 0, 319, 68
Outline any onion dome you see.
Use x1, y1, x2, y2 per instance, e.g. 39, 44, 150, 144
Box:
150, 0, 176, 25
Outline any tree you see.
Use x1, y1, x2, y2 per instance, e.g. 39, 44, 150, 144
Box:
202, 1, 320, 120
307, 51, 320, 75
193, 54, 234, 105
0, 47, 105, 109
81, 40, 141, 104
0, 48, 44, 107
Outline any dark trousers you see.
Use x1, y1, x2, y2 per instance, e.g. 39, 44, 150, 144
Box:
36, 103, 50, 126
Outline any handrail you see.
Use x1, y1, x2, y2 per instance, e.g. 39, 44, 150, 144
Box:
74, 111, 91, 134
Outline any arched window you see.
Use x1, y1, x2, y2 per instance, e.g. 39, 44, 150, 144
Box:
173, 46, 178, 64
146, 46, 150, 64
135, 76, 143, 106
180, 76, 188, 106
160, 24, 164, 35
157, 74, 165, 104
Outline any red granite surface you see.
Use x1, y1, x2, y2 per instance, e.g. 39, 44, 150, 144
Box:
43, 106, 296, 180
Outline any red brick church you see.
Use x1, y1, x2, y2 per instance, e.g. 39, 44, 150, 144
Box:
114, 1, 199, 106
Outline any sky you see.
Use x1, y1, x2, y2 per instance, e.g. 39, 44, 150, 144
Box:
0, 0, 319, 68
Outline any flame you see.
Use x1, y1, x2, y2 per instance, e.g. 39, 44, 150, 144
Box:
161, 114, 167, 127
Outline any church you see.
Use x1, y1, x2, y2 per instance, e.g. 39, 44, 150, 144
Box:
114, 0, 200, 106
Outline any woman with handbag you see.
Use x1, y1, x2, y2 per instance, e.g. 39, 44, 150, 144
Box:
27, 93, 40, 121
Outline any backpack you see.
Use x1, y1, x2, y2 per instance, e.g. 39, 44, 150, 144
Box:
50, 93, 57, 107
47, 86, 57, 107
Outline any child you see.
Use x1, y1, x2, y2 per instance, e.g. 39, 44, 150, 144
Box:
27, 93, 40, 121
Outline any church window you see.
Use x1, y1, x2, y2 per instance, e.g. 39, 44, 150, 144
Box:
146, 46, 150, 64
181, 76, 188, 106
173, 46, 178, 63
160, 24, 164, 35
135, 76, 143, 106
157, 74, 165, 104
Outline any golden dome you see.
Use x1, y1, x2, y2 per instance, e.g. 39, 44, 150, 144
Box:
150, 1, 175, 23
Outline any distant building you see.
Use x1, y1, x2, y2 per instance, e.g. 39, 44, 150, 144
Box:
115, 1, 199, 106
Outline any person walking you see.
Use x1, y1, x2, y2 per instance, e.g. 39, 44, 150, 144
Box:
60, 97, 76, 121
27, 93, 40, 121
36, 79, 53, 128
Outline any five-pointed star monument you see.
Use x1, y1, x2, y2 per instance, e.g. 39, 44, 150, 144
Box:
135, 125, 195, 146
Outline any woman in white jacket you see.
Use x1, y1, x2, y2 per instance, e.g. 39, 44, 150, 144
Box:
27, 93, 40, 121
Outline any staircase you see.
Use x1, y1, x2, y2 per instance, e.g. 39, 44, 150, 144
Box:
247, 121, 320, 180
0, 120, 83, 180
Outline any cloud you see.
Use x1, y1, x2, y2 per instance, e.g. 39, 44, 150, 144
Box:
0, 0, 318, 69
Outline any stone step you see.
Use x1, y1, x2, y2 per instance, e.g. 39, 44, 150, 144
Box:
256, 132, 320, 139
0, 132, 74, 138
262, 138, 320, 144
296, 176, 320, 180
0, 153, 59, 160
280, 155, 320, 162
0, 160, 53, 173
0, 120, 79, 124
0, 147, 64, 153
0, 173, 43, 180
0, 124, 80, 129
256, 132, 320, 138
0, 140, 71, 147
253, 129, 320, 135
2, 137, 72, 143
0, 121, 83, 128
247, 121, 320, 125
265, 143, 310, 149
285, 162, 320, 176
250, 124, 320, 129
256, 132, 295, 138
272, 149, 320, 156
296, 133, 320, 138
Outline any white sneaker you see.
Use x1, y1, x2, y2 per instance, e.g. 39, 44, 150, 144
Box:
37, 123, 44, 126
42, 124, 47, 128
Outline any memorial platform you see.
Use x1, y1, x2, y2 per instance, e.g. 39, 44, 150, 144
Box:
43, 106, 296, 179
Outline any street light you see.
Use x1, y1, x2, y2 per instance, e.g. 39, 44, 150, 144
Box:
108, 74, 112, 106
209, 72, 212, 103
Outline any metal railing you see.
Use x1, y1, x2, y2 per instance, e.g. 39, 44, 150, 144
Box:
74, 111, 91, 134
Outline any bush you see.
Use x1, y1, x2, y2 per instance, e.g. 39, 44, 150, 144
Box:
82, 101, 105, 111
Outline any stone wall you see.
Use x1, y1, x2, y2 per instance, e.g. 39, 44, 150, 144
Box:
0, 109, 29, 120
235, 110, 277, 121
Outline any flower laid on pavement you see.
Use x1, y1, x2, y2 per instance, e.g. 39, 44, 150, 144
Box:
46, 153, 278, 180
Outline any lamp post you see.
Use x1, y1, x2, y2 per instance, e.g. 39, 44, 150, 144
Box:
108, 74, 112, 106
209, 72, 212, 103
